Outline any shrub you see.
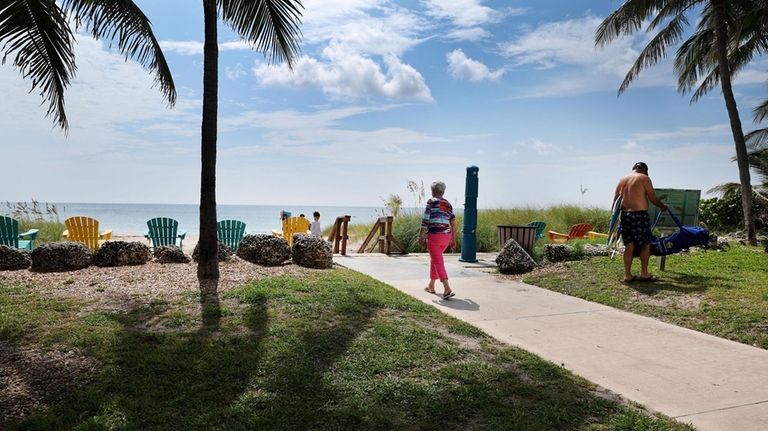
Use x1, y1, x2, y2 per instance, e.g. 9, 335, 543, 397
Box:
699, 191, 768, 233
2, 201, 65, 244
365, 206, 612, 253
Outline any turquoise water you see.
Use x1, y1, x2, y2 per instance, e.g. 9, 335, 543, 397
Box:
11, 203, 384, 235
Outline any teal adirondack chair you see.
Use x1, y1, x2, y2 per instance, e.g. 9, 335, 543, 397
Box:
0, 216, 39, 250
527, 221, 547, 240
146, 217, 186, 252
217, 219, 246, 251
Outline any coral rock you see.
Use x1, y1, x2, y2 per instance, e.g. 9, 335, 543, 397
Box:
291, 235, 333, 269
0, 245, 31, 271
496, 239, 536, 274
236, 234, 290, 266
31, 242, 92, 272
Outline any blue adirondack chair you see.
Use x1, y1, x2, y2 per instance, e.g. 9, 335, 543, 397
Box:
527, 221, 547, 240
0, 215, 39, 250
217, 219, 246, 251
146, 217, 186, 252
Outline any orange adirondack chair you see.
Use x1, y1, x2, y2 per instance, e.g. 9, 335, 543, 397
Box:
548, 223, 591, 244
63, 216, 113, 250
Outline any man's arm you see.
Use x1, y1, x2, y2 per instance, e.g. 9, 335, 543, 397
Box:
644, 177, 668, 210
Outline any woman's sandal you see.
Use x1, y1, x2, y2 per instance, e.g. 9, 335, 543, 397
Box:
442, 292, 455, 300
424, 287, 436, 294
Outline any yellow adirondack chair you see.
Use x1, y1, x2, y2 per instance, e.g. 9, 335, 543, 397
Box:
63, 216, 113, 251
272, 216, 310, 246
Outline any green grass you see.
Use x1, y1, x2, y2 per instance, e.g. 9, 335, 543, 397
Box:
0, 269, 690, 430
345, 206, 611, 253
524, 245, 768, 349
18, 219, 65, 244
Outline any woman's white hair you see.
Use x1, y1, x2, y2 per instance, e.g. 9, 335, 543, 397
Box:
431, 181, 446, 196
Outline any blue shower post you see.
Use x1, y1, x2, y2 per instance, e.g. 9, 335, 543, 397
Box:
459, 166, 479, 263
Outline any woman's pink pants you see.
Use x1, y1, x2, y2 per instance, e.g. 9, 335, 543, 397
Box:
427, 233, 451, 280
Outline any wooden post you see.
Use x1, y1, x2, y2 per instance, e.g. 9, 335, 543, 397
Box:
358, 216, 407, 255
340, 215, 350, 255
327, 215, 351, 255
378, 217, 385, 253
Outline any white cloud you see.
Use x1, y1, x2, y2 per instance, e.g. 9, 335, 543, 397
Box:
160, 40, 250, 55
215, 105, 456, 165
423, 0, 522, 41
424, 0, 507, 28
510, 137, 561, 156
225, 64, 247, 80
500, 16, 674, 97
446, 27, 491, 42
624, 140, 639, 151
631, 124, 731, 142
446, 49, 504, 82
501, 16, 637, 73
304, 2, 427, 56
252, 44, 433, 102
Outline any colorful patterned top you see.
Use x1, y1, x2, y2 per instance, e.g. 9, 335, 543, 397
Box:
421, 197, 455, 234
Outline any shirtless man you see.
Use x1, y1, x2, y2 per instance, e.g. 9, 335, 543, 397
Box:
613, 162, 667, 283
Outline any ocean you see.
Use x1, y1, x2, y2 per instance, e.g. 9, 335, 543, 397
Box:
22, 203, 385, 236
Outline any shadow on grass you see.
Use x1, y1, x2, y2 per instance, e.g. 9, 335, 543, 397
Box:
5, 274, 689, 431
628, 271, 727, 295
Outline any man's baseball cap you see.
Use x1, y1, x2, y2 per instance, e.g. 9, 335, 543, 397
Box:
632, 162, 648, 171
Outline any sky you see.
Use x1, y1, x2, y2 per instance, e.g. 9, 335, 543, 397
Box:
2, 0, 767, 209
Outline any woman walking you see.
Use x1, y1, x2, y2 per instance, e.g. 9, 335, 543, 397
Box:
418, 181, 457, 299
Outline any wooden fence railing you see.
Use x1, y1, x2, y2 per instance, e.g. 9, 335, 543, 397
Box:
357, 216, 407, 255
327, 215, 351, 255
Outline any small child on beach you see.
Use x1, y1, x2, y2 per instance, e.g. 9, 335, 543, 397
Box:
310, 212, 321, 236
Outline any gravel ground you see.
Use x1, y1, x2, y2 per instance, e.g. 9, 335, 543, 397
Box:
0, 257, 315, 310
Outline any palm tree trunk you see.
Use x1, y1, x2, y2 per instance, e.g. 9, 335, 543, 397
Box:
198, 0, 220, 279
712, 0, 756, 245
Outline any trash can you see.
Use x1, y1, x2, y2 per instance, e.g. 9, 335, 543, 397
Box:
497, 225, 537, 255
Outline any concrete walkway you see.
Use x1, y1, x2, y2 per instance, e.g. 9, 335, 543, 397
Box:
337, 253, 768, 431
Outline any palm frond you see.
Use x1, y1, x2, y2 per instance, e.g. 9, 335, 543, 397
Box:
689, 37, 758, 102
596, 0, 674, 46
61, 0, 176, 106
218, 0, 303, 67
618, 13, 689, 94
754, 98, 768, 124
675, 28, 715, 93
707, 182, 742, 196
746, 127, 768, 151
0, 0, 76, 130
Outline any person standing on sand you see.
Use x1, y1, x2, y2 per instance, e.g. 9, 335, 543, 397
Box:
310, 211, 321, 236
418, 181, 457, 299
614, 162, 667, 283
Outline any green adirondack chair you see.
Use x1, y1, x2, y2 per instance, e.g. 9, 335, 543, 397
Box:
0, 215, 39, 250
217, 219, 246, 251
527, 221, 547, 240
145, 217, 186, 252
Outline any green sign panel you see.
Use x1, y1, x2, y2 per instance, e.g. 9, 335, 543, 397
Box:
649, 189, 701, 229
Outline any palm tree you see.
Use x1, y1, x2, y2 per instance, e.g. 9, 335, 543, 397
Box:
197, 0, 303, 279
0, 0, 176, 131
595, 0, 765, 244
709, 148, 768, 201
